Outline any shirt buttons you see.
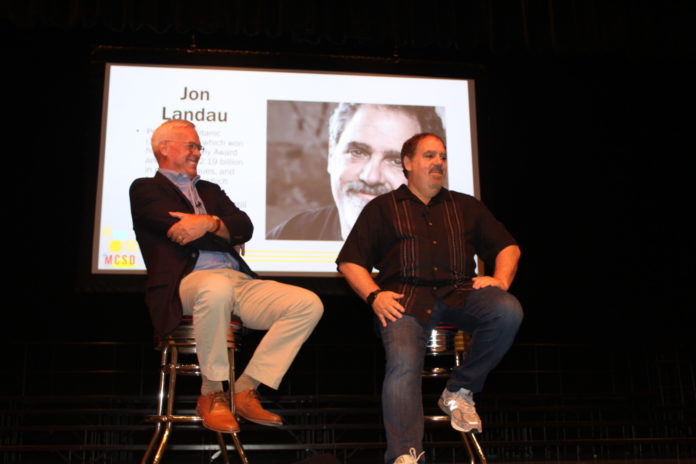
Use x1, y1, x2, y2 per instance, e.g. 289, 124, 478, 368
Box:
433, 266, 439, 271
432, 240, 438, 245
425, 308, 432, 315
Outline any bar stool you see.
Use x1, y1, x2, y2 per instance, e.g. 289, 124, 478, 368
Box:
424, 326, 487, 464
142, 316, 249, 464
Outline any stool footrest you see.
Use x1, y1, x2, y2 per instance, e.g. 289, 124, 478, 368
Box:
145, 415, 203, 424
424, 414, 450, 422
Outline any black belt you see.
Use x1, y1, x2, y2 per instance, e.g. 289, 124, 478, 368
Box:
401, 278, 473, 289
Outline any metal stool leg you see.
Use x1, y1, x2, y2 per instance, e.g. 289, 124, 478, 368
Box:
143, 320, 247, 463
153, 345, 180, 463
230, 432, 249, 464
142, 345, 171, 464
228, 337, 249, 464
213, 432, 231, 463
142, 343, 182, 464
152, 423, 173, 464
425, 327, 488, 464
460, 432, 487, 464
212, 332, 249, 464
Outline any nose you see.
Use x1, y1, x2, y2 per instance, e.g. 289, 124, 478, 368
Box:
359, 155, 383, 185
432, 155, 446, 169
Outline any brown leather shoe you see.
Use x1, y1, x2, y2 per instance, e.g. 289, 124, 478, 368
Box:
234, 388, 283, 426
196, 391, 240, 433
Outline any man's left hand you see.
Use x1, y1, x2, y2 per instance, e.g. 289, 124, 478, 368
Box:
472, 276, 508, 291
167, 211, 214, 245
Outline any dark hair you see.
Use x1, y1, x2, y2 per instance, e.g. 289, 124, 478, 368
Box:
400, 133, 446, 178
328, 103, 446, 150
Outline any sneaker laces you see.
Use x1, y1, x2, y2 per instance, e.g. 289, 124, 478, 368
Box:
396, 447, 425, 463
409, 448, 425, 462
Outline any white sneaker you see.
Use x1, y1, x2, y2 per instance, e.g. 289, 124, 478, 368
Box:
438, 387, 482, 433
393, 448, 425, 464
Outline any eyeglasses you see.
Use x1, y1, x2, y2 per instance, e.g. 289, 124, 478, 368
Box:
164, 140, 205, 153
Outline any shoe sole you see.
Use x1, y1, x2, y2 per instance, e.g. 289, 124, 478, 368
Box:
237, 413, 283, 427
196, 407, 241, 433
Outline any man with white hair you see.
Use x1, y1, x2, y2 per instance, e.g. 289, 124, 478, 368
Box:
130, 119, 323, 433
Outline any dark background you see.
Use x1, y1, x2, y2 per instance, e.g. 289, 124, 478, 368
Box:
2, 1, 694, 348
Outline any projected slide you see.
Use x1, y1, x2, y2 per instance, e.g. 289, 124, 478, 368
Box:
94, 63, 477, 275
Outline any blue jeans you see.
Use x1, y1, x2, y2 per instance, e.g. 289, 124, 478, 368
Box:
379, 286, 523, 463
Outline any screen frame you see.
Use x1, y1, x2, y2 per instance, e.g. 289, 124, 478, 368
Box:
83, 46, 484, 291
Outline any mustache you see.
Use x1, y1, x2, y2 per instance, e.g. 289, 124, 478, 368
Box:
430, 165, 444, 174
343, 181, 392, 196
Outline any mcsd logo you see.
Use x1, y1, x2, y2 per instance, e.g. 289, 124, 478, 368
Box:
104, 254, 137, 268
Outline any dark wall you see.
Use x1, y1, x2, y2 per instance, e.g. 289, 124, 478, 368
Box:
2, 3, 694, 344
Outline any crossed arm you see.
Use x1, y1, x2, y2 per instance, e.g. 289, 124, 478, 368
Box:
129, 179, 252, 252
166, 212, 230, 245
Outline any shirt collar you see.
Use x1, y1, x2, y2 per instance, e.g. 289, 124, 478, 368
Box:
393, 183, 450, 205
158, 168, 201, 187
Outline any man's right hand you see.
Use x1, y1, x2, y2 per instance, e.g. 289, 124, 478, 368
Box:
372, 291, 406, 327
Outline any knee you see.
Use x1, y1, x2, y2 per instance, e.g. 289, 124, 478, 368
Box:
381, 322, 425, 374
292, 289, 324, 324
305, 292, 324, 323
384, 349, 423, 385
491, 290, 524, 329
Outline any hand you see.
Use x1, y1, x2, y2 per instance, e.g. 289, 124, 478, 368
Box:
372, 291, 406, 327
166, 212, 214, 245
472, 276, 508, 291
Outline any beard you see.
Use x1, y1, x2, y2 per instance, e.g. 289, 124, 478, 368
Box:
338, 180, 393, 237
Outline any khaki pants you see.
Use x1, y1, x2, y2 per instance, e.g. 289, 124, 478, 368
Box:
179, 268, 323, 389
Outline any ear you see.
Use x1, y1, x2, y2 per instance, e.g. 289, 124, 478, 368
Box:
158, 141, 168, 157
403, 155, 413, 175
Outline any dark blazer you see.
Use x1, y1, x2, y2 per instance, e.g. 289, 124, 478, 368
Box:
130, 172, 257, 339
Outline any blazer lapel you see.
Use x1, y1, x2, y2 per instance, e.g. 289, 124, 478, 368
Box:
196, 182, 218, 215
154, 172, 195, 213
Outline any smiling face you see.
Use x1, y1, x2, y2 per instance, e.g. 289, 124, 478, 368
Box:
327, 105, 421, 238
403, 135, 447, 204
156, 125, 202, 179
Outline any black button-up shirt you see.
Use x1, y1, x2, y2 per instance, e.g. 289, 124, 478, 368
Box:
337, 185, 516, 322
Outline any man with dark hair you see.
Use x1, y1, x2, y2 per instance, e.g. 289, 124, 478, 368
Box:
267, 103, 445, 241
337, 133, 523, 464
130, 119, 323, 434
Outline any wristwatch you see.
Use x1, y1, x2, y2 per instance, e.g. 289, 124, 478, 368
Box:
366, 289, 383, 306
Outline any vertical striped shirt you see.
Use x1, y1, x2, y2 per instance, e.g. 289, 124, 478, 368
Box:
337, 185, 516, 321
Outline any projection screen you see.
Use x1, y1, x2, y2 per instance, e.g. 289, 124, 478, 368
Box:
93, 63, 478, 276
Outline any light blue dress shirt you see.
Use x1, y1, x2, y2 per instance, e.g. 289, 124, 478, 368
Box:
159, 168, 240, 271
